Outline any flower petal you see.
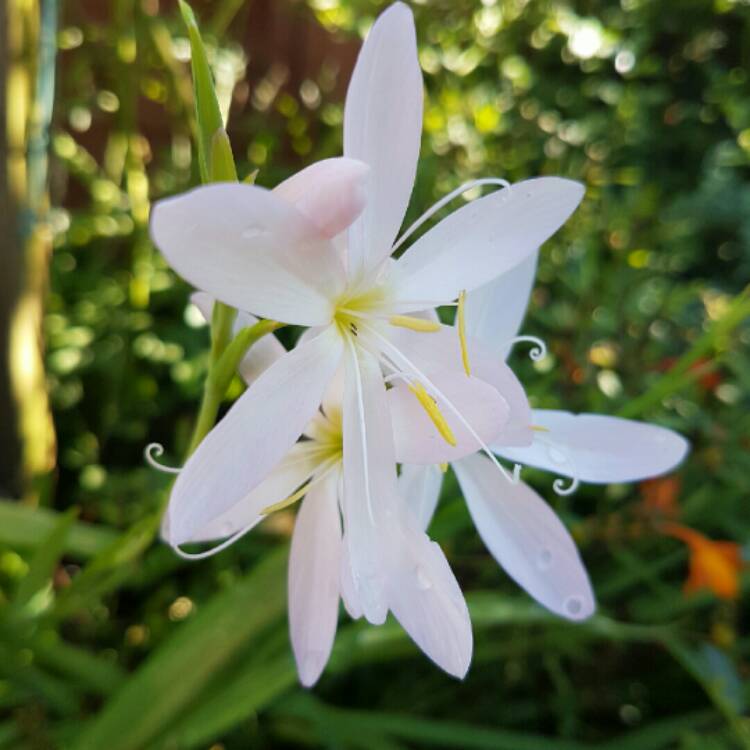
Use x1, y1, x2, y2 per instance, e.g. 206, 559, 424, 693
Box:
384, 324, 532, 447
166, 327, 343, 546
465, 250, 538, 357
344, 2, 423, 278
184, 443, 319, 543
494, 410, 689, 483
191, 292, 286, 386
398, 464, 443, 531
274, 157, 369, 239
151, 183, 345, 325
385, 510, 473, 678
393, 178, 584, 306
289, 471, 342, 687
388, 371, 509, 464
339, 536, 363, 620
341, 343, 398, 625
454, 454, 595, 621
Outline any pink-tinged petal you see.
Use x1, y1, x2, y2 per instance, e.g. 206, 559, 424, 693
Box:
388, 371, 509, 464
465, 250, 539, 357
454, 454, 595, 621
274, 157, 369, 239
344, 2, 423, 279
184, 443, 319, 543
385, 510, 473, 678
398, 464, 443, 531
166, 327, 343, 546
342, 343, 398, 625
191, 292, 286, 386
393, 178, 584, 306
495, 411, 690, 484
384, 324, 532, 447
151, 183, 345, 325
289, 471, 342, 688
339, 536, 363, 620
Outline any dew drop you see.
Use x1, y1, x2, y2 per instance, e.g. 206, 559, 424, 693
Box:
547, 446, 567, 465
536, 548, 553, 571
242, 224, 269, 240
415, 566, 432, 591
563, 595, 585, 618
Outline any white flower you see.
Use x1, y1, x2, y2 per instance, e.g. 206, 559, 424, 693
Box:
395, 255, 690, 621
150, 3, 582, 633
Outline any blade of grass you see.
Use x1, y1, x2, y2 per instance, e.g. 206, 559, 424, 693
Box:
0, 500, 117, 558
69, 546, 288, 750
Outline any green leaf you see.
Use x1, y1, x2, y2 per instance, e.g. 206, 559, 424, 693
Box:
52, 512, 161, 619
69, 546, 288, 750
0, 500, 117, 559
209, 127, 237, 182
177, 0, 228, 183
15, 507, 78, 606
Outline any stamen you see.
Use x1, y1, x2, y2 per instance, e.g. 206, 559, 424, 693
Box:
507, 335, 547, 362
392, 177, 511, 254
409, 382, 457, 447
531, 425, 550, 433
388, 315, 441, 333
261, 482, 311, 515
144, 443, 181, 474
362, 322, 519, 485
457, 290, 471, 376
553, 476, 580, 496
439, 462, 449, 473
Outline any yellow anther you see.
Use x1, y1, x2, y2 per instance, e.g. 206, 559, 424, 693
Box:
531, 425, 550, 433
261, 481, 310, 515
439, 462, 449, 473
457, 290, 471, 376
408, 382, 457, 447
388, 315, 441, 333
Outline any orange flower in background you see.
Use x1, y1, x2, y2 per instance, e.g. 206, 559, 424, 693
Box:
660, 522, 744, 600
640, 475, 682, 518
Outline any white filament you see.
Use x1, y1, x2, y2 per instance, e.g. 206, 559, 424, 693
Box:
391, 177, 511, 254
507, 335, 548, 362
144, 443, 181, 475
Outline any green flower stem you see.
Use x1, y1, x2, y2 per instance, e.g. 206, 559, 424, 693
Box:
618, 286, 750, 419
186, 320, 283, 457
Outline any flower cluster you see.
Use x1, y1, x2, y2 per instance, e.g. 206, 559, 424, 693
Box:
149, 3, 688, 686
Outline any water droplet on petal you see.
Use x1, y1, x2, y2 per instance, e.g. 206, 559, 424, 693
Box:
242, 224, 269, 240
416, 566, 432, 591
536, 548, 553, 571
563, 595, 585, 618
547, 445, 567, 465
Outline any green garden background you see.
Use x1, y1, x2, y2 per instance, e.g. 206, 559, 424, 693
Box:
1, 0, 749, 747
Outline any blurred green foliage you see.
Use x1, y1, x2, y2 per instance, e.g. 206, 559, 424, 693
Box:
1, 0, 749, 747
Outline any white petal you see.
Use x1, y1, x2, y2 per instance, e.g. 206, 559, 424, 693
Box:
341, 343, 398, 624
388, 371, 509, 464
185, 443, 319, 543
398, 464, 443, 531
344, 2, 423, 278
151, 183, 345, 325
384, 324, 532, 447
166, 327, 343, 546
495, 410, 690, 484
289, 472, 342, 687
339, 535, 363, 620
385, 511, 473, 678
465, 250, 538, 357
393, 178, 584, 306
454, 454, 595, 621
191, 292, 286, 386
274, 157, 369, 239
